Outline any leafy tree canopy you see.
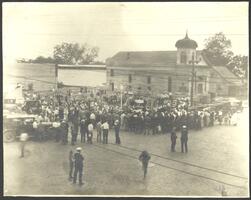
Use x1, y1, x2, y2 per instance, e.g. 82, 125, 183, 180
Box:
204, 32, 233, 66
53, 42, 99, 65
203, 32, 248, 79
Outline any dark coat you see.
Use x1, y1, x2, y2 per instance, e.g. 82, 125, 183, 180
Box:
74, 152, 84, 168
139, 151, 151, 165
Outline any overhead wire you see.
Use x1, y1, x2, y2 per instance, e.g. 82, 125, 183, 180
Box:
7, 69, 243, 88
108, 142, 247, 180
92, 143, 247, 190
7, 72, 241, 86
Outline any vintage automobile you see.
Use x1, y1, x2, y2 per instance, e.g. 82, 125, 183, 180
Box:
3, 113, 37, 142
3, 112, 60, 142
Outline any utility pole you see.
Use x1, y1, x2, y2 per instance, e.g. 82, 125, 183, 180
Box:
189, 53, 199, 107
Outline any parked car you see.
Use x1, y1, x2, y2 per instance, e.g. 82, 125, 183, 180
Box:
3, 113, 37, 142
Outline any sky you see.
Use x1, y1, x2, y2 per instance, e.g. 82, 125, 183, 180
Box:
3, 2, 249, 64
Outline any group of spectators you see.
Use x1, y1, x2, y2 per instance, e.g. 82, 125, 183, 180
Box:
24, 89, 240, 144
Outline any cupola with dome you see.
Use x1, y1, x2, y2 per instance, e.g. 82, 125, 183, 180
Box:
175, 32, 198, 65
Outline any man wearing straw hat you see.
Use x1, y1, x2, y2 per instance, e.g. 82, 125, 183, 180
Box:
73, 147, 84, 185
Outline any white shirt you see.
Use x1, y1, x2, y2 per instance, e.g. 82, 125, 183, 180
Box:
52, 122, 60, 128
33, 121, 38, 129
20, 133, 29, 141
102, 122, 109, 130
90, 113, 96, 120
88, 123, 94, 132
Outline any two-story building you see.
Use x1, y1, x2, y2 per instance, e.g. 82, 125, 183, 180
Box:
106, 33, 243, 103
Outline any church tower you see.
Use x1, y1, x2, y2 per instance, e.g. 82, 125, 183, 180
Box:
175, 32, 198, 65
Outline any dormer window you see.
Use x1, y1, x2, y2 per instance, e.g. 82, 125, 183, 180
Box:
180, 51, 187, 64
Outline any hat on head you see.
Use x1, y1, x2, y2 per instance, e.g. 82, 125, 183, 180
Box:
76, 147, 82, 151
182, 125, 187, 129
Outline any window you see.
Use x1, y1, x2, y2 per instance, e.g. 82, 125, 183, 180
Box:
147, 86, 151, 91
198, 83, 203, 94
111, 83, 114, 91
128, 74, 132, 83
110, 69, 114, 77
168, 77, 172, 92
180, 51, 187, 64
147, 76, 151, 84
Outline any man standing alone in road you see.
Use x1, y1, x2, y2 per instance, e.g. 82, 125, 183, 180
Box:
19, 132, 29, 158
73, 147, 84, 185
139, 150, 151, 179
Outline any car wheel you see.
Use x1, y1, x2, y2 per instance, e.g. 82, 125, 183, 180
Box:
4, 130, 16, 142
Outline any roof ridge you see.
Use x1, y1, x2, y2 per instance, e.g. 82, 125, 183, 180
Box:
118, 50, 177, 53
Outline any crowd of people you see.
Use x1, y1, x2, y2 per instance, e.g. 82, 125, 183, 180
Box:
27, 89, 239, 145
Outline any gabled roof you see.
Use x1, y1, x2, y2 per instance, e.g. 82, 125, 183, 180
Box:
212, 66, 242, 85
200, 50, 213, 66
107, 50, 212, 67
107, 51, 177, 66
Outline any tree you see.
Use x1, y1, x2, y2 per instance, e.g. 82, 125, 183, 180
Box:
53, 42, 99, 64
227, 55, 248, 79
32, 56, 56, 64
203, 32, 233, 66
203, 32, 248, 80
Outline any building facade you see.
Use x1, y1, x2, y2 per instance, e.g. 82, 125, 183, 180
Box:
106, 33, 242, 102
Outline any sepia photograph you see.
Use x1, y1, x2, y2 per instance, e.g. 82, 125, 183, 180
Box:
2, 2, 249, 197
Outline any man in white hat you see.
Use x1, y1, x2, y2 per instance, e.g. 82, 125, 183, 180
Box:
73, 147, 84, 185
180, 125, 188, 153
